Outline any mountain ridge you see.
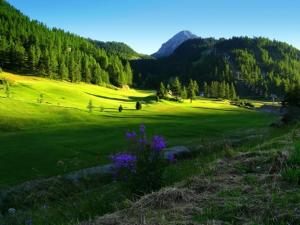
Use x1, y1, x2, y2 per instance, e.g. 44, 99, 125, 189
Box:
152, 30, 197, 58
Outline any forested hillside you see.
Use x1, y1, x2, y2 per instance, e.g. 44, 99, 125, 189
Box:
132, 37, 300, 98
91, 40, 143, 59
0, 1, 133, 87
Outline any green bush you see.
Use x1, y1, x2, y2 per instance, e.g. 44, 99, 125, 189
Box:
118, 105, 123, 112
135, 101, 142, 110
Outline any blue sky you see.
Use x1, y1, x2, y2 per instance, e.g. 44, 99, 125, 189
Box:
7, 0, 300, 54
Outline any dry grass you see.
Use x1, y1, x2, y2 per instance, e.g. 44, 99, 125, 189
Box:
81, 129, 300, 225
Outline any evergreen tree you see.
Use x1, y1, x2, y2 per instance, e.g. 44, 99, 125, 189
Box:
136, 101, 142, 110
124, 61, 133, 86
170, 77, 182, 100
92, 64, 103, 85
193, 80, 199, 95
230, 83, 237, 100
58, 57, 68, 80
219, 81, 226, 99
181, 86, 187, 99
87, 100, 93, 113
118, 105, 123, 112
157, 82, 166, 99
187, 79, 196, 102
225, 83, 230, 99
4, 80, 10, 98
204, 82, 209, 97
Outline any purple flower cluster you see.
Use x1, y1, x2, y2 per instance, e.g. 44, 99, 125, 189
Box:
111, 153, 137, 170
140, 124, 146, 134
167, 152, 176, 162
151, 135, 166, 152
126, 131, 137, 140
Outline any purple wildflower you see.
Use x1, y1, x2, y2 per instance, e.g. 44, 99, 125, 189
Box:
139, 137, 147, 145
167, 152, 176, 162
111, 153, 137, 170
126, 131, 137, 140
151, 135, 166, 151
140, 124, 146, 134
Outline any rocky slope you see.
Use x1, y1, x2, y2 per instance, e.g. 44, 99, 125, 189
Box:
152, 30, 197, 58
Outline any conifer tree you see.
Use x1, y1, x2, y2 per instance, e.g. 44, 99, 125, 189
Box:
170, 77, 182, 100
4, 80, 10, 98
87, 100, 93, 113
204, 82, 209, 97
157, 82, 166, 99
187, 79, 196, 102
181, 86, 187, 99
230, 83, 237, 100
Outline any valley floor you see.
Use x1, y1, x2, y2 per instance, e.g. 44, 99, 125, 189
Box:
0, 72, 277, 187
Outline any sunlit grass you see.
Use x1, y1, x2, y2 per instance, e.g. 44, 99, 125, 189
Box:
0, 72, 277, 187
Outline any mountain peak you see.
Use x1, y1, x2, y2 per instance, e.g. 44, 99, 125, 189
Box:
152, 30, 197, 58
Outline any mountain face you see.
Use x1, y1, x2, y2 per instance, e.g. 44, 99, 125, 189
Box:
132, 37, 300, 98
152, 30, 197, 58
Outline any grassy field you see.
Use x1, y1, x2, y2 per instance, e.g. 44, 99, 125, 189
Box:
0, 72, 277, 187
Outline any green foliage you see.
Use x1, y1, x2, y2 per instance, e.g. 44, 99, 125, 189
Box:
157, 82, 166, 99
283, 85, 300, 107
0, 1, 133, 87
187, 79, 199, 102
181, 86, 187, 99
37, 93, 44, 104
282, 85, 300, 123
87, 100, 93, 112
282, 145, 300, 185
4, 79, 10, 98
204, 81, 238, 100
118, 104, 123, 112
112, 126, 168, 195
170, 77, 182, 100
135, 101, 142, 110
91, 40, 140, 59
132, 37, 300, 98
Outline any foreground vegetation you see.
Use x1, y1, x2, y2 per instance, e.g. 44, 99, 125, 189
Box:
86, 127, 299, 225
1, 119, 298, 225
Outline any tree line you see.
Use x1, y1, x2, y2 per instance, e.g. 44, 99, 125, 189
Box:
132, 37, 300, 98
156, 77, 238, 102
0, 1, 133, 87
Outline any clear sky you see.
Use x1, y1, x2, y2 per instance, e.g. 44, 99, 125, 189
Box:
7, 0, 300, 54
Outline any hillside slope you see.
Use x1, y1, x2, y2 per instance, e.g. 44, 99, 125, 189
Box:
0, 1, 133, 87
133, 37, 300, 98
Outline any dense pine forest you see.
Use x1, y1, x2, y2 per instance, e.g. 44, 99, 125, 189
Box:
0, 1, 133, 87
132, 37, 300, 98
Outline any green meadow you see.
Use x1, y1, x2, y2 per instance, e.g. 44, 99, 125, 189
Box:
0, 72, 277, 187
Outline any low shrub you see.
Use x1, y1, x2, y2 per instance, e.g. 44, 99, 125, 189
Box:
110, 124, 173, 194
135, 101, 142, 110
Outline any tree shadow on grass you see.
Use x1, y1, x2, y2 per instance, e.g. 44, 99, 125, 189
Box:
192, 106, 241, 112
85, 92, 156, 104
85, 92, 131, 102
